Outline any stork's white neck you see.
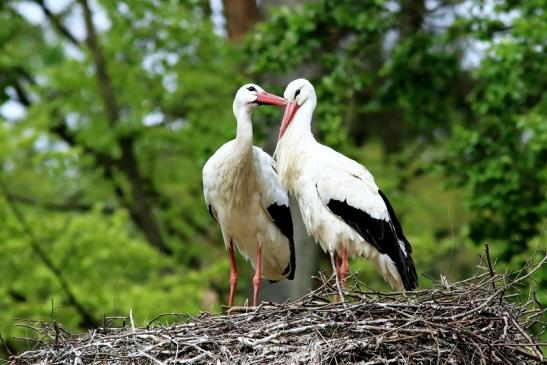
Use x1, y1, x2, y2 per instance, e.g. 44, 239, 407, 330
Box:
222, 106, 255, 206
274, 101, 316, 192
233, 107, 253, 157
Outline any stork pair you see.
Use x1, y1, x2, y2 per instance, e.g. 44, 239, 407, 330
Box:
202, 79, 418, 307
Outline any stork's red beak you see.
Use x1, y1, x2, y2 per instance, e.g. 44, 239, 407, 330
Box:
278, 102, 300, 140
255, 92, 287, 107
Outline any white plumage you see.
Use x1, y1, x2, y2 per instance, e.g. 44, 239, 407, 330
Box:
203, 144, 292, 278
275, 79, 417, 291
202, 84, 295, 307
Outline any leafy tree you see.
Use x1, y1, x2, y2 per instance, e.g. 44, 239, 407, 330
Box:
247, 0, 467, 151
443, 0, 547, 259
0, 0, 244, 354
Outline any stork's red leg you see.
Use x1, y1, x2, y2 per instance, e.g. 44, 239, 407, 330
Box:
252, 244, 262, 307
335, 254, 342, 281
228, 240, 238, 307
339, 248, 349, 288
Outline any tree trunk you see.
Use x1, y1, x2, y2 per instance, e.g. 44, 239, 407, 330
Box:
222, 0, 259, 42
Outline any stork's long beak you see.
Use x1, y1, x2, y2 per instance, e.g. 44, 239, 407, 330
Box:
278, 102, 300, 140
255, 92, 287, 107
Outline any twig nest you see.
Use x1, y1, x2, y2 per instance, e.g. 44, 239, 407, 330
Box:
11, 263, 547, 364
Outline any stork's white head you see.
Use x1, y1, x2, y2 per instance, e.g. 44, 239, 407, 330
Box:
233, 83, 287, 116
279, 79, 316, 139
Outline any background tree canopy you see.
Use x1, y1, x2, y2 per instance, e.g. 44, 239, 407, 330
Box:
0, 0, 545, 357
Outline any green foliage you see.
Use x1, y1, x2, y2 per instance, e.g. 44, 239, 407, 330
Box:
443, 0, 547, 259
0, 204, 203, 333
0, 0, 245, 354
247, 0, 465, 152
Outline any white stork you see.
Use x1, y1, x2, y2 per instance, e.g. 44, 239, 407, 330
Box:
202, 84, 295, 307
275, 79, 417, 293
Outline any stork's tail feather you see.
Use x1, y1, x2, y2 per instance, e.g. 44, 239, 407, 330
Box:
267, 203, 296, 281
378, 190, 418, 291
281, 236, 296, 280
400, 251, 418, 291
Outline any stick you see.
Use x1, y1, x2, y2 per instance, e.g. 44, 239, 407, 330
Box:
329, 251, 345, 303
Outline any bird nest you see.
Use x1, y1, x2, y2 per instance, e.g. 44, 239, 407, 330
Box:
10, 252, 547, 364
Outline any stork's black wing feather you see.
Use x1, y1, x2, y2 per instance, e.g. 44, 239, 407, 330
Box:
327, 192, 417, 290
378, 190, 412, 254
208, 204, 218, 223
267, 203, 296, 280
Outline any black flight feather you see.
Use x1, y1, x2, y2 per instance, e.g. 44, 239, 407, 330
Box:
327, 192, 417, 290
266, 203, 296, 280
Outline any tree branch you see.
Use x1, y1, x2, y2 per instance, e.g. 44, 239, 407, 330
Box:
31, 0, 81, 47
0, 66, 34, 107
78, 0, 119, 124
117, 136, 172, 254
22, 95, 173, 254
49, 119, 119, 169
0, 179, 98, 328
4, 2, 187, 255
6, 192, 116, 214
12, 80, 31, 107
76, 0, 172, 254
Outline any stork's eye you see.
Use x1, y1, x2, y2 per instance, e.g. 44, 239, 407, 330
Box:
247, 86, 257, 92
295, 89, 301, 97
